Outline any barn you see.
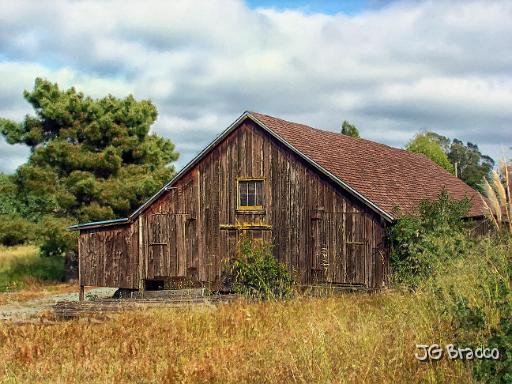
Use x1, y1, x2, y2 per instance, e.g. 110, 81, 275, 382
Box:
69, 111, 485, 298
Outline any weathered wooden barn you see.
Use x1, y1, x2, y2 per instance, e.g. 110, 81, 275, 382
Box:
70, 111, 485, 296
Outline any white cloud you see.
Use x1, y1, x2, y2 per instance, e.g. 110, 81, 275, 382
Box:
0, 0, 511, 174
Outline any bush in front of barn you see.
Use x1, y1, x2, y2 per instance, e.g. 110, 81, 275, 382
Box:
426, 235, 512, 384
223, 236, 293, 300
388, 189, 473, 289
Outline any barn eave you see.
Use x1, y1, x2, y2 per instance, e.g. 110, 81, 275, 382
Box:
68, 217, 129, 231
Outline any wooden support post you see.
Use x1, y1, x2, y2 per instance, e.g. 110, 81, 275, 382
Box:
196, 169, 203, 281
78, 233, 84, 301
138, 215, 145, 298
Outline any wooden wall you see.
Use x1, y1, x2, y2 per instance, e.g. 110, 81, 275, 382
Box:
140, 120, 388, 288
79, 223, 139, 289
79, 119, 389, 290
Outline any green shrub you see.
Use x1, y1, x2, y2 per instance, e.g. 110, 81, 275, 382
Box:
0, 213, 77, 256
388, 189, 472, 288
467, 239, 511, 384
0, 174, 18, 216
36, 216, 78, 257
0, 214, 37, 246
473, 314, 512, 384
223, 237, 293, 300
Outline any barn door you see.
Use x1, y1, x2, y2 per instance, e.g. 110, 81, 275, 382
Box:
345, 212, 366, 285
311, 214, 328, 283
311, 212, 345, 284
311, 211, 367, 285
147, 213, 190, 279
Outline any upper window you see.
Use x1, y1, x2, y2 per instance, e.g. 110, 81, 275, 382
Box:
238, 178, 264, 210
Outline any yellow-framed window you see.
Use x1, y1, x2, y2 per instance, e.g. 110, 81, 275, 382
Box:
237, 178, 264, 210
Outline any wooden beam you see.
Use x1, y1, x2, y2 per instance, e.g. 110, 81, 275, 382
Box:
219, 222, 273, 230
78, 234, 84, 301
196, 169, 204, 281
138, 215, 145, 297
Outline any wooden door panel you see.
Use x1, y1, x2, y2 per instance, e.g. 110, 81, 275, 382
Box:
311, 211, 367, 285
176, 214, 187, 277
185, 215, 198, 279
148, 214, 169, 279
147, 213, 190, 279
311, 216, 326, 282
346, 212, 366, 285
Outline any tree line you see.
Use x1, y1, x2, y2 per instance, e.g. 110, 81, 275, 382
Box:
340, 121, 494, 192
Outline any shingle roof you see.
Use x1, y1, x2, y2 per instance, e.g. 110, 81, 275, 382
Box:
249, 111, 485, 218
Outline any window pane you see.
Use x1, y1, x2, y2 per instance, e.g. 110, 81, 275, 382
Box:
239, 180, 264, 208
240, 181, 248, 207
247, 182, 256, 206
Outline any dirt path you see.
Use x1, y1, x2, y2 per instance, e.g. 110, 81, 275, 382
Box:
0, 287, 117, 321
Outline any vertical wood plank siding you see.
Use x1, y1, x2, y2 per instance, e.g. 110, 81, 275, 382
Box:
79, 120, 389, 289
79, 223, 138, 289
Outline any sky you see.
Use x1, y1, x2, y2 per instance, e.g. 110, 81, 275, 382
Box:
0, 0, 511, 174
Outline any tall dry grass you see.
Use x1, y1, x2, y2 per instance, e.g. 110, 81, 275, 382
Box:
482, 160, 512, 234
0, 245, 39, 263
0, 292, 472, 383
0, 245, 64, 292
1, 236, 508, 383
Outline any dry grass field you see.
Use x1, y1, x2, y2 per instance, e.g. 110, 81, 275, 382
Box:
0, 292, 473, 384
0, 237, 509, 383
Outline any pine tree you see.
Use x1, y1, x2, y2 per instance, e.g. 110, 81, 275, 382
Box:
0, 78, 179, 254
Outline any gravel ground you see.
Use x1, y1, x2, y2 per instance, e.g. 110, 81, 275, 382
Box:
0, 287, 118, 321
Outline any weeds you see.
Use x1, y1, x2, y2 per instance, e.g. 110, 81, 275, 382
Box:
421, 236, 511, 384
0, 245, 64, 291
389, 190, 511, 383
223, 236, 293, 300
